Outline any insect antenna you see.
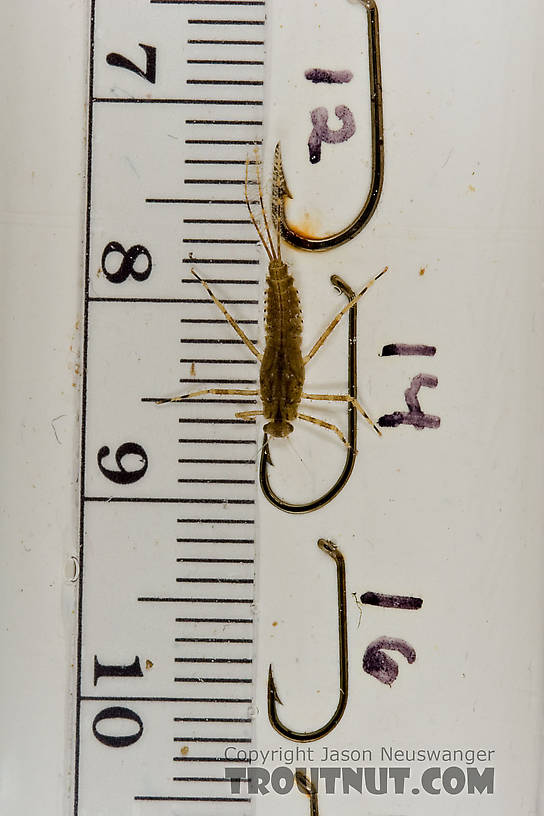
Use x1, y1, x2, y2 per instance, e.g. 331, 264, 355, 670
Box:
244, 157, 275, 261
253, 149, 278, 261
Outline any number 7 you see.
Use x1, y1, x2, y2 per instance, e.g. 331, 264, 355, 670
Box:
106, 43, 157, 84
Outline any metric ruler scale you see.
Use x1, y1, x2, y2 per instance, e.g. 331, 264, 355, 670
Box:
75, 1, 265, 813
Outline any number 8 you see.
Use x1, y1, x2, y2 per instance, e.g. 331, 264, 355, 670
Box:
101, 242, 152, 284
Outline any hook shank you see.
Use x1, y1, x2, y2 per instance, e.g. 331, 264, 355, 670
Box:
295, 771, 320, 816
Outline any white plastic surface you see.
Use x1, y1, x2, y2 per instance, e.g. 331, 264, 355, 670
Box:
0, 2, 87, 814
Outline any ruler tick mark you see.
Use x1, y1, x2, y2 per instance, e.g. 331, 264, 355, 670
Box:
175, 617, 252, 623
184, 159, 258, 165
187, 61, 264, 67
143, 397, 257, 403
174, 656, 253, 662
89, 296, 206, 303
177, 478, 255, 484
177, 517, 254, 523
80, 695, 250, 702
186, 119, 262, 125
139, 596, 254, 602
187, 79, 264, 86
173, 736, 252, 742
173, 755, 250, 762
174, 677, 253, 683
152, 0, 265, 4
178, 459, 256, 464
172, 777, 245, 782
184, 178, 259, 185
178, 438, 256, 443
135, 796, 251, 802
179, 358, 257, 365
84, 496, 253, 504
179, 313, 258, 319
188, 19, 265, 24
182, 257, 259, 263
177, 553, 253, 560
176, 578, 254, 584
176, 538, 254, 543
179, 337, 259, 343
147, 197, 260, 203
188, 39, 264, 45
182, 237, 259, 242
93, 96, 263, 105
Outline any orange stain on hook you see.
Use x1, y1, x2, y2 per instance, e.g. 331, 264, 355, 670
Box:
289, 211, 323, 242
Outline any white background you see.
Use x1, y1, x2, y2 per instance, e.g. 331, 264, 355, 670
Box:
0, 1, 87, 814
1, 1, 544, 815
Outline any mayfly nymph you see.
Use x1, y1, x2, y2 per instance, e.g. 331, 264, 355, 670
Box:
162, 155, 387, 449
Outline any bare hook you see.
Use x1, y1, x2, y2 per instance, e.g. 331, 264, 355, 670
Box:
268, 539, 348, 742
259, 276, 357, 514
295, 771, 320, 816
273, 0, 384, 251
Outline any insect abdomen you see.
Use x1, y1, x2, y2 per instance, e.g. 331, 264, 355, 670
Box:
264, 268, 302, 343
260, 261, 305, 432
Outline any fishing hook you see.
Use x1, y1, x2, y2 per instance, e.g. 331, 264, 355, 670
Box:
259, 275, 357, 513
273, 0, 384, 251
295, 771, 320, 816
268, 538, 348, 742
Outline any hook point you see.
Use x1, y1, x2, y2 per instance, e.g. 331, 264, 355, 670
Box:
263, 435, 274, 467
273, 142, 293, 201
268, 665, 282, 705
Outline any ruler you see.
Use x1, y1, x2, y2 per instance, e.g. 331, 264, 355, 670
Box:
75, 1, 265, 812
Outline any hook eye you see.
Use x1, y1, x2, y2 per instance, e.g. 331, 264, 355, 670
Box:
317, 537, 338, 558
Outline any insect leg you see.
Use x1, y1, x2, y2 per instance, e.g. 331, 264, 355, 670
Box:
157, 388, 259, 405
301, 392, 381, 436
235, 410, 264, 421
190, 268, 263, 361
302, 267, 388, 365
297, 412, 350, 448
